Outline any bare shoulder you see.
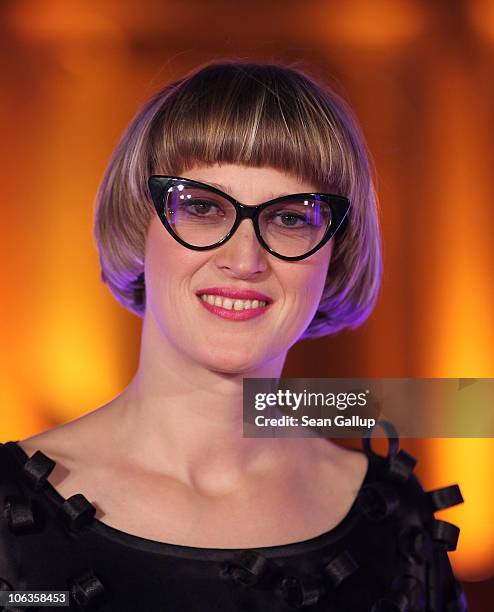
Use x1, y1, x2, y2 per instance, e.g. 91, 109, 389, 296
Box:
15, 402, 127, 519
16, 401, 117, 469
305, 437, 369, 494
333, 442, 369, 483
18, 427, 76, 463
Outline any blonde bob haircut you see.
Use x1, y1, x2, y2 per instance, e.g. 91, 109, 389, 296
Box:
93, 58, 382, 339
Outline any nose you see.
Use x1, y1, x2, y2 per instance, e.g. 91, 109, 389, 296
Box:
214, 218, 268, 278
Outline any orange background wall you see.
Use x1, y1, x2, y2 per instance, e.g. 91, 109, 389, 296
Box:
1, 1, 493, 607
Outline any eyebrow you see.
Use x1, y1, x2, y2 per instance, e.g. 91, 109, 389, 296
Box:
200, 180, 288, 200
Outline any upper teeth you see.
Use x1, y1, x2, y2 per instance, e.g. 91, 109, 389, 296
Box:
199, 294, 267, 310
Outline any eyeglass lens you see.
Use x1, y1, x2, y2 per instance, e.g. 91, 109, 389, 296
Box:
164, 184, 332, 258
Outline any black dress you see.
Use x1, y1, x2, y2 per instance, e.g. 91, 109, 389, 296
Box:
0, 426, 468, 611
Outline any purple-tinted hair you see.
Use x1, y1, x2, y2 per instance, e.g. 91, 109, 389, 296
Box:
93, 58, 382, 338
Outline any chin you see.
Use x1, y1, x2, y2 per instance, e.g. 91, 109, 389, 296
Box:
198, 344, 264, 374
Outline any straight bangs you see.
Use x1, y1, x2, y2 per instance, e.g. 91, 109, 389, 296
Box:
150, 62, 355, 199
94, 59, 382, 337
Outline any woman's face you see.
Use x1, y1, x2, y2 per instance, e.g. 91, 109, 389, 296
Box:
144, 163, 333, 373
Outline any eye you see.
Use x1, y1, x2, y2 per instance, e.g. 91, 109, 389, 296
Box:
273, 211, 309, 227
261, 197, 330, 231
184, 199, 224, 216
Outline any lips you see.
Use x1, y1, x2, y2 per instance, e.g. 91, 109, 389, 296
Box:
195, 287, 273, 302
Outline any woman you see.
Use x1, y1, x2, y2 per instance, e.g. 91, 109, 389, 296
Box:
0, 59, 467, 611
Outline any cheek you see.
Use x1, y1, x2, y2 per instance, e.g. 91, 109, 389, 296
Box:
292, 268, 328, 315
144, 220, 191, 313
145, 220, 221, 341
280, 245, 332, 329
145, 217, 199, 277
145, 221, 174, 292
289, 245, 331, 301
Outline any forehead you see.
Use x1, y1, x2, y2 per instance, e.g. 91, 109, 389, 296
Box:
180, 163, 321, 201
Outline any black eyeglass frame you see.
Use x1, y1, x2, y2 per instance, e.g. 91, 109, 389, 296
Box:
148, 175, 351, 262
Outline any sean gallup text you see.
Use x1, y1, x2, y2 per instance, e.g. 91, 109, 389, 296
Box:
254, 415, 376, 428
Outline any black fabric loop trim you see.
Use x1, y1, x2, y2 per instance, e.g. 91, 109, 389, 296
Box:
0, 577, 23, 611
371, 572, 425, 612
429, 519, 460, 551
57, 494, 96, 532
0, 577, 13, 591
363, 420, 400, 459
1, 442, 109, 610
221, 550, 271, 586
322, 550, 358, 587
383, 449, 417, 483
4, 494, 38, 535
397, 525, 433, 565
22, 451, 56, 492
370, 591, 409, 612
445, 578, 468, 611
356, 481, 401, 522
398, 574, 426, 609
426, 485, 464, 513
278, 575, 325, 608
67, 569, 107, 609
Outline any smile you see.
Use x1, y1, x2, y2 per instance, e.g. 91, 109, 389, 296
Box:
196, 293, 270, 321
199, 294, 267, 310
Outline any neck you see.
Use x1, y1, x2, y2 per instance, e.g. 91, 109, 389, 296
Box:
111, 309, 293, 494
